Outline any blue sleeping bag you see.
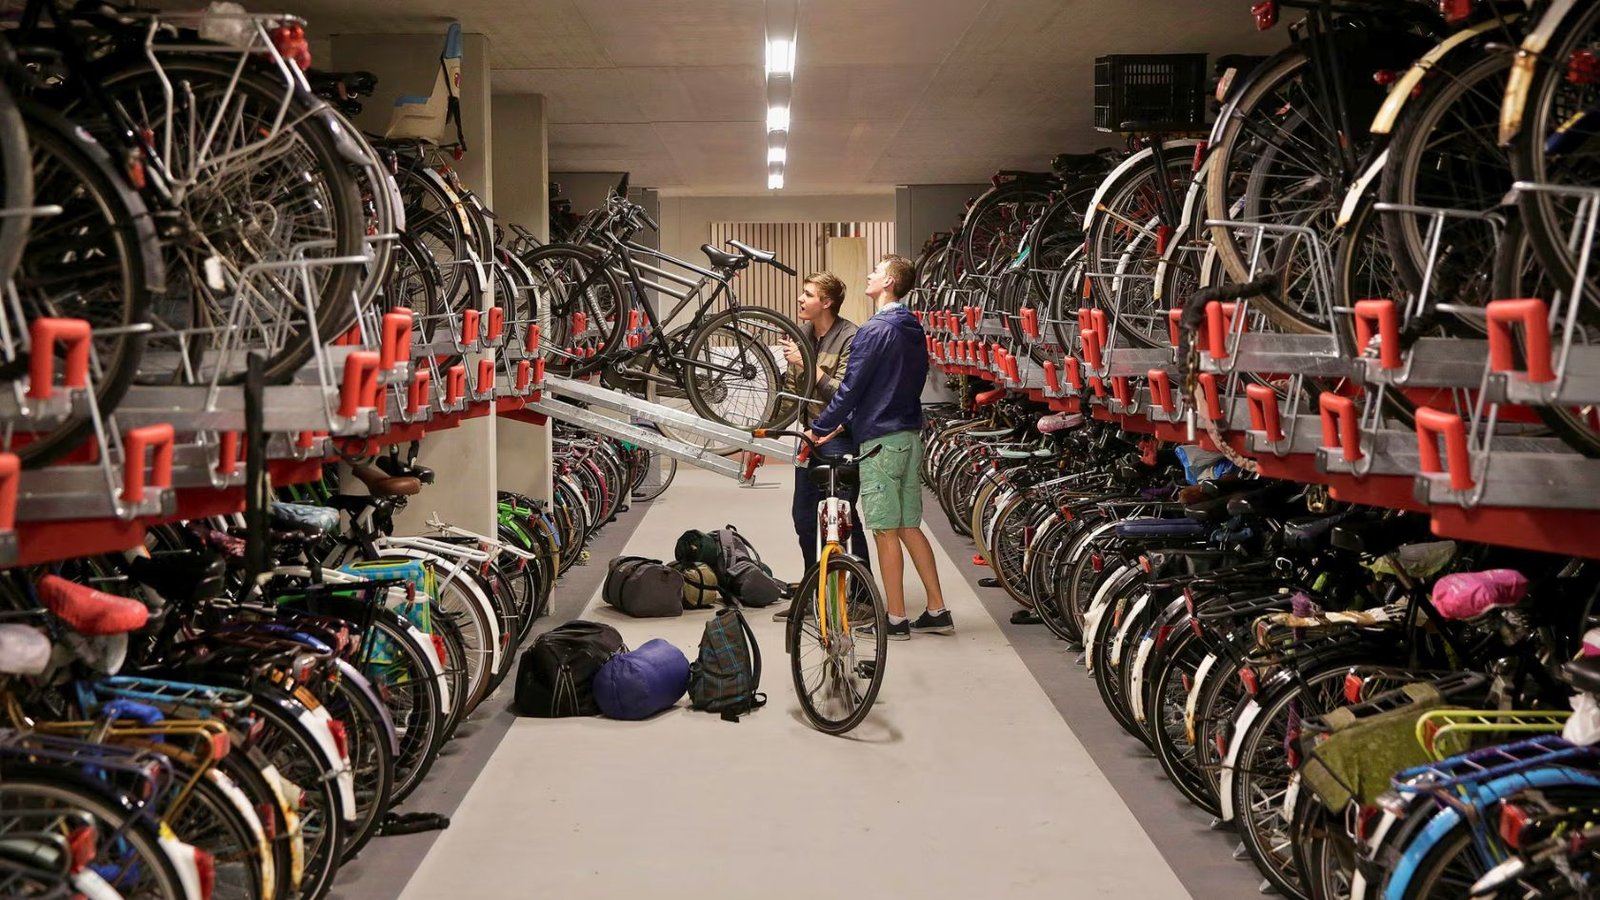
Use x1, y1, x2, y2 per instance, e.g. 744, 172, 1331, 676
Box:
593, 638, 690, 720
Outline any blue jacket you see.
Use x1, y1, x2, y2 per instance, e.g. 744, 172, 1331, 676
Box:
810, 304, 927, 446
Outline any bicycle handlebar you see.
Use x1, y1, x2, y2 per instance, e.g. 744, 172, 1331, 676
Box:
753, 429, 884, 464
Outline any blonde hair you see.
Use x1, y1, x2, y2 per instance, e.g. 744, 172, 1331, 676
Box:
805, 272, 847, 314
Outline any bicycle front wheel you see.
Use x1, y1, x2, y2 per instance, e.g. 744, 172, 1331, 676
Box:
684, 307, 813, 431
787, 552, 886, 735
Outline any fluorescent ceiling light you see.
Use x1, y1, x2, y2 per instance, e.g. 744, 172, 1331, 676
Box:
766, 105, 790, 132
767, 147, 786, 164
768, 172, 784, 190
766, 38, 795, 77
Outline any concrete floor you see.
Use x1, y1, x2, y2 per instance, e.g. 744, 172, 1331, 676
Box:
384, 467, 1196, 900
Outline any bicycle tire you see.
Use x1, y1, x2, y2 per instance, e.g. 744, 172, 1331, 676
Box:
1146, 627, 1221, 815
14, 100, 156, 467
787, 552, 887, 735
358, 611, 445, 806
522, 243, 629, 376
323, 671, 395, 863
245, 693, 347, 900
684, 307, 812, 431
0, 774, 187, 900
0, 80, 32, 287
93, 56, 364, 385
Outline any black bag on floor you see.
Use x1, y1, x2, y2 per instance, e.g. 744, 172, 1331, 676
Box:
711, 525, 784, 608
514, 620, 627, 717
687, 605, 766, 722
602, 556, 684, 618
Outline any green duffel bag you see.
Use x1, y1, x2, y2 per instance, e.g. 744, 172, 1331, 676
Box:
673, 561, 722, 609
674, 529, 718, 567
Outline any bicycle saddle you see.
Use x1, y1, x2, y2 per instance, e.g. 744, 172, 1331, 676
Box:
1561, 656, 1600, 696
351, 464, 422, 497
806, 462, 859, 489
305, 69, 378, 98
271, 501, 340, 534
1329, 514, 1431, 556
375, 456, 435, 485
35, 575, 149, 637
1225, 481, 1303, 519
1281, 511, 1350, 553
1050, 152, 1113, 175
128, 551, 226, 606
726, 239, 775, 263
1037, 413, 1083, 434
701, 244, 747, 270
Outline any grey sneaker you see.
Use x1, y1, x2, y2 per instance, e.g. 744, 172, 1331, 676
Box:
886, 618, 911, 641
911, 608, 955, 635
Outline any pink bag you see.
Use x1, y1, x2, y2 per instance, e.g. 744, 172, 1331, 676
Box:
1431, 569, 1528, 620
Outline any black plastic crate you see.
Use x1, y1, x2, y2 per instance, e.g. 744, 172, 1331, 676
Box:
1093, 54, 1208, 133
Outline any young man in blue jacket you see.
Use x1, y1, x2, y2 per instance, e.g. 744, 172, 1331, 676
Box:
804, 255, 951, 640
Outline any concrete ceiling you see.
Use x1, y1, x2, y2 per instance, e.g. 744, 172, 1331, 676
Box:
285, 0, 1281, 195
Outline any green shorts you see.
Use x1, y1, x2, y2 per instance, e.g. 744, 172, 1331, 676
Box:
858, 430, 923, 532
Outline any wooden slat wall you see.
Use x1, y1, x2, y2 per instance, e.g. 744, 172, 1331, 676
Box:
708, 221, 896, 320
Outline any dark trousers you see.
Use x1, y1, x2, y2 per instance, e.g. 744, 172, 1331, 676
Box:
793, 463, 872, 576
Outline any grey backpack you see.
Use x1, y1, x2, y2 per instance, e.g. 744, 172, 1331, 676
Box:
711, 525, 784, 608
602, 556, 685, 618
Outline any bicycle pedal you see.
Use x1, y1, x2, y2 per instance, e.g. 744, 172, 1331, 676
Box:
1232, 842, 1250, 860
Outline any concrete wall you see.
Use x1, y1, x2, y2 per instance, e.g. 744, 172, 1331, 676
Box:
895, 184, 987, 259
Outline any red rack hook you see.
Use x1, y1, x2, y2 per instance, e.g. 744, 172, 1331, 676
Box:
1196, 373, 1222, 422
1167, 308, 1183, 348
1044, 361, 1062, 394
0, 453, 19, 532
1318, 394, 1364, 463
338, 351, 382, 419
446, 364, 467, 406
296, 430, 317, 450
1485, 298, 1555, 384
217, 431, 240, 477
1081, 324, 1104, 370
1204, 302, 1246, 359
526, 323, 542, 354
460, 309, 481, 345
1148, 369, 1176, 414
977, 343, 990, 367
515, 360, 532, 392
1021, 307, 1040, 339
27, 318, 92, 401
1245, 384, 1284, 443
1111, 376, 1132, 407
408, 370, 432, 417
476, 359, 494, 396
1352, 299, 1401, 370
380, 310, 414, 370
1062, 356, 1085, 391
965, 305, 980, 332
122, 424, 175, 505
974, 388, 1006, 407
1415, 407, 1475, 491
486, 306, 505, 343
1005, 350, 1020, 383
531, 359, 545, 395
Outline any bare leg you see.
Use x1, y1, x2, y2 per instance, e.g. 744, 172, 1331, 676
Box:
873, 529, 906, 618
901, 527, 946, 613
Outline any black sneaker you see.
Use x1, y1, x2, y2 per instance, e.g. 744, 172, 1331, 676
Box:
886, 618, 910, 641
911, 608, 955, 635
771, 604, 792, 621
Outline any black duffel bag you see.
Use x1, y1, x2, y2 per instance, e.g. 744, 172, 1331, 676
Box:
602, 556, 685, 617
514, 620, 627, 717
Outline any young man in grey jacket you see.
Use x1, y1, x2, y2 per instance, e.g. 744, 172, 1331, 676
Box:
805, 255, 950, 640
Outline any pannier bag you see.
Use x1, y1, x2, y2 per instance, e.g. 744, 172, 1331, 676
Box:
593, 639, 691, 720
687, 606, 766, 722
1431, 569, 1529, 621
711, 525, 784, 609
602, 556, 684, 618
672, 561, 722, 609
514, 621, 627, 717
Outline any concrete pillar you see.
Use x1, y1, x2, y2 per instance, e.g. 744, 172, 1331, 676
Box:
329, 29, 498, 535
492, 93, 553, 503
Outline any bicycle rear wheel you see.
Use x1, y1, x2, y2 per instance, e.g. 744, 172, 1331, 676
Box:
787, 552, 886, 735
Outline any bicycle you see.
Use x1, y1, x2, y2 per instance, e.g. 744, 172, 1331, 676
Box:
755, 429, 887, 736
